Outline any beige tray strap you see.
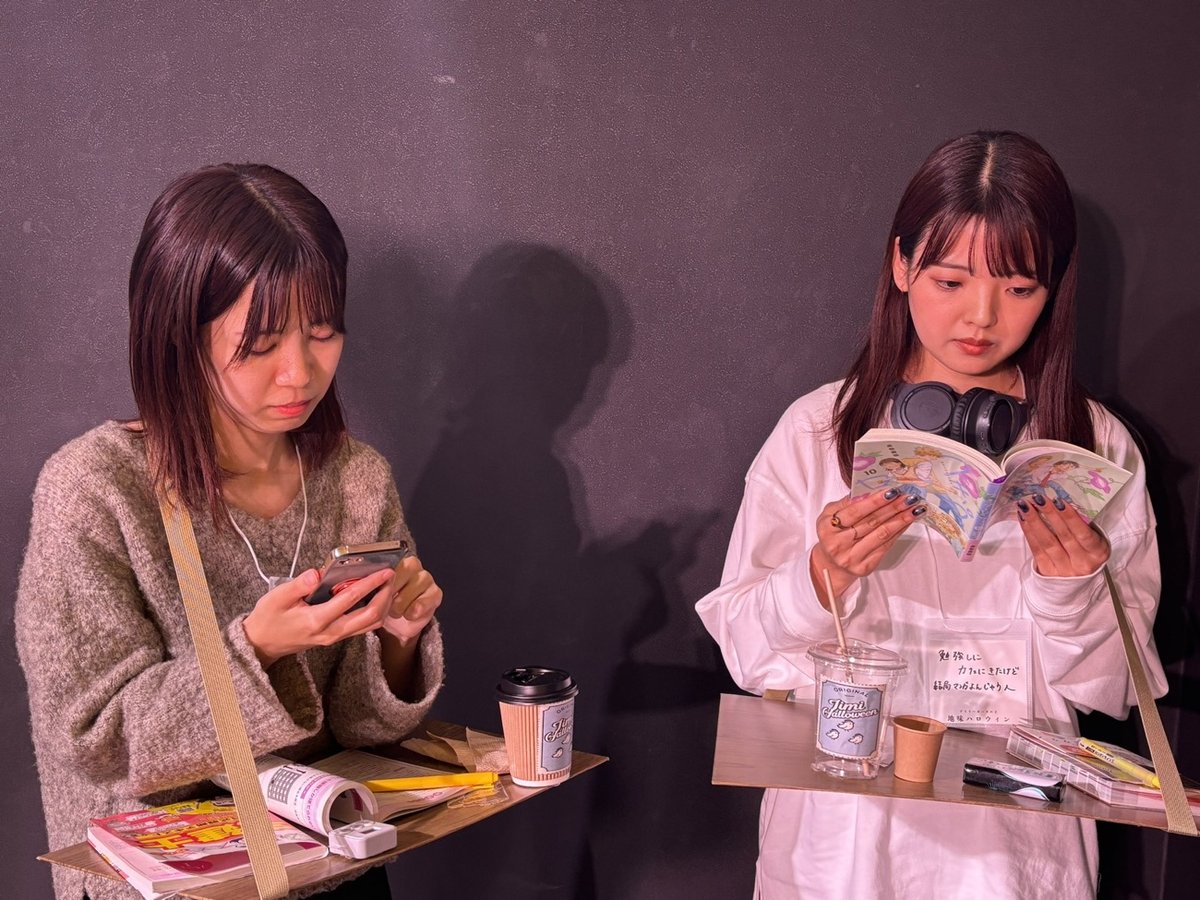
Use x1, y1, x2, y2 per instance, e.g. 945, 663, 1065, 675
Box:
1104, 566, 1198, 836
158, 491, 291, 898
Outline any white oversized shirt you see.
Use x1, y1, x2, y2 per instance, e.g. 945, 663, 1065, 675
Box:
696, 381, 1166, 900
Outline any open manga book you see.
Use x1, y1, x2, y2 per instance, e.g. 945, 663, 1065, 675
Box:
87, 752, 474, 899
850, 428, 1133, 561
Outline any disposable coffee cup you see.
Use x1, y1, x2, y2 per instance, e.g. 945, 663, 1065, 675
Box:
892, 715, 947, 782
806, 639, 907, 780
496, 667, 579, 788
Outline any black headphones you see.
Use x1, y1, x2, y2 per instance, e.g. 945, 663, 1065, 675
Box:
890, 381, 1030, 456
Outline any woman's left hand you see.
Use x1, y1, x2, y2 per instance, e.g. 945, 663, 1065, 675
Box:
1017, 494, 1110, 577
379, 555, 443, 644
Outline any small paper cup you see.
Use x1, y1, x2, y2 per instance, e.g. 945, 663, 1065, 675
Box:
892, 715, 947, 782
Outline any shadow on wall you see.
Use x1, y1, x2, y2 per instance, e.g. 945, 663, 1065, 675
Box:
1075, 197, 1200, 900
401, 243, 746, 899
1076, 197, 1197, 672
1115, 303, 1200, 714
1075, 196, 1123, 401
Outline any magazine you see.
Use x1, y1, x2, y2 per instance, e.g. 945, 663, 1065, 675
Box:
210, 751, 479, 832
1005, 725, 1200, 815
86, 798, 325, 899
89, 752, 476, 898
850, 429, 1132, 560
313, 749, 479, 819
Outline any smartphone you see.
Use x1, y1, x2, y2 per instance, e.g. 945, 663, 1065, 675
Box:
305, 540, 411, 606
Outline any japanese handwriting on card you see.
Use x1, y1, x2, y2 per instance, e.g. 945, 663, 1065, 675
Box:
924, 630, 1031, 726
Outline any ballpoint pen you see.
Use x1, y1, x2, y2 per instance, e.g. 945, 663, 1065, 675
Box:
364, 771, 500, 792
1077, 737, 1160, 789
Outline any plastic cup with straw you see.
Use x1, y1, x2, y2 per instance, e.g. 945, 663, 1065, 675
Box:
805, 569, 907, 779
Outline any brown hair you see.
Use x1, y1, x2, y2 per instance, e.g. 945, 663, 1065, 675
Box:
128, 163, 348, 521
831, 130, 1094, 482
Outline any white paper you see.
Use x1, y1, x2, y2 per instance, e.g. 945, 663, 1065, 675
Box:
922, 619, 1033, 727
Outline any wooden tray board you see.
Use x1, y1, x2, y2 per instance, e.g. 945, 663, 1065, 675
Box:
41, 721, 607, 898
712, 692, 1190, 833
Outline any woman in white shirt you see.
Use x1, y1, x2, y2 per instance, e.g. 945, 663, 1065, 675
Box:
696, 131, 1165, 899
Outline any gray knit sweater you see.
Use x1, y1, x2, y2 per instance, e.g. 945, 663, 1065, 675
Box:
16, 422, 444, 899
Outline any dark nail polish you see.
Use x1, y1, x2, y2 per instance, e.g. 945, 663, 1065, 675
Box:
1052, 498, 1065, 510
904, 494, 919, 506
1033, 494, 1046, 507
883, 488, 900, 500
913, 506, 927, 517
1017, 500, 1029, 513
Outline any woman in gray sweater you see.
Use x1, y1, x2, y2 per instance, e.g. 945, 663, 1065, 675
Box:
16, 164, 445, 899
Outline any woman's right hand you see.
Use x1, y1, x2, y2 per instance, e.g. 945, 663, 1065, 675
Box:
809, 489, 927, 607
242, 567, 396, 668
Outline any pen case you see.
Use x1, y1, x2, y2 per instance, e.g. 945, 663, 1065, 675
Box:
963, 757, 1065, 802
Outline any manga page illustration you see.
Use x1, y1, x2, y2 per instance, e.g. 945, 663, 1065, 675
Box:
997, 445, 1132, 524
852, 438, 989, 556
850, 431, 1132, 560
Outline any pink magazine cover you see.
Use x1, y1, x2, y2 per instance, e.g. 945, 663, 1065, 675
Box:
86, 797, 325, 897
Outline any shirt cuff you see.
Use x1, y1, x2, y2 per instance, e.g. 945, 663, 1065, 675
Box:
226, 614, 324, 747
1022, 557, 1105, 619
326, 620, 445, 747
768, 548, 864, 646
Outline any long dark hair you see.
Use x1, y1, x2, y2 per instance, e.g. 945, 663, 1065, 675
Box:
129, 163, 349, 522
831, 130, 1094, 483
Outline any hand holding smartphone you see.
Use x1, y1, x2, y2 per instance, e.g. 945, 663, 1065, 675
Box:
306, 540, 411, 607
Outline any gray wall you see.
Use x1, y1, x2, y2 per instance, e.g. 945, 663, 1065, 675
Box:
3, 3, 1198, 898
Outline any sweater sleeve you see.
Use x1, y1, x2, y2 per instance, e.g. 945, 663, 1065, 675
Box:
695, 404, 864, 695
15, 455, 323, 800
323, 465, 445, 746
1019, 411, 1166, 718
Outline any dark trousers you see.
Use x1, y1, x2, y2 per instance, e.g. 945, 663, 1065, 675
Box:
311, 865, 392, 898
86, 865, 392, 900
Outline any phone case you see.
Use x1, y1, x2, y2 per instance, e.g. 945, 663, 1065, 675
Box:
306, 540, 411, 606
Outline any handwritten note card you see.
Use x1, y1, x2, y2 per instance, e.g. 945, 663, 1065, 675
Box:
923, 629, 1031, 727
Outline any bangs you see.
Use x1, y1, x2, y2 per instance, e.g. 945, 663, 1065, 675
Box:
915, 205, 1054, 286
233, 246, 345, 363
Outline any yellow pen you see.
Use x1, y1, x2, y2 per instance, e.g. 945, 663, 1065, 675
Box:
1077, 737, 1160, 789
364, 771, 499, 793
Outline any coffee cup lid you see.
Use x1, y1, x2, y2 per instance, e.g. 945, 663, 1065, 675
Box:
496, 666, 579, 704
806, 638, 907, 673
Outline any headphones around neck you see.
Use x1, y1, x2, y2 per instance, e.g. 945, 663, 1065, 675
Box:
890, 381, 1030, 456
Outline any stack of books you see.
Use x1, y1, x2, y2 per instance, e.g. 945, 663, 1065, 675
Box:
1006, 725, 1200, 815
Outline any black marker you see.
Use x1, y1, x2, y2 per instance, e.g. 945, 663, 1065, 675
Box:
963, 758, 1065, 803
